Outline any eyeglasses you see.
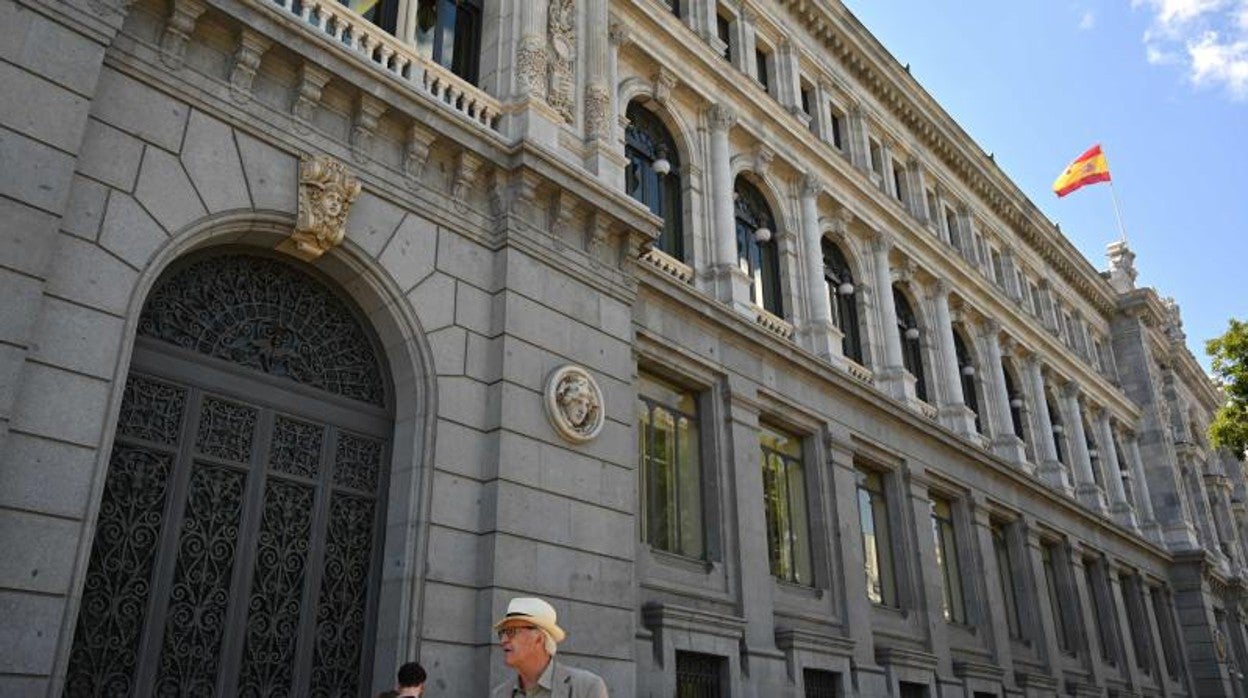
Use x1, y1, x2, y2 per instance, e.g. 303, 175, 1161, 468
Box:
496, 625, 537, 640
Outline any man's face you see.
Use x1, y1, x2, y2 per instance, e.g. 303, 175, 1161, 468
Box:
498, 622, 546, 671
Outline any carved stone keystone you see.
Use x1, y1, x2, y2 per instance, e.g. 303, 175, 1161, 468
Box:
278, 155, 361, 261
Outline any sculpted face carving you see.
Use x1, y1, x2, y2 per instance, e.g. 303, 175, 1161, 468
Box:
544, 365, 604, 443
282, 155, 362, 261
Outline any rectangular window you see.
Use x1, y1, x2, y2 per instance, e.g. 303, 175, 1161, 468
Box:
944, 208, 960, 249
1085, 561, 1116, 664
665, 0, 680, 15
1122, 574, 1153, 673
868, 139, 884, 177
892, 160, 906, 202
829, 105, 845, 150
992, 522, 1022, 638
1041, 542, 1073, 652
990, 248, 1005, 287
637, 373, 704, 559
412, 0, 483, 84
1151, 586, 1181, 678
755, 47, 771, 91
925, 190, 938, 223
930, 496, 966, 623
761, 426, 812, 584
803, 669, 841, 698
675, 651, 724, 696
1028, 282, 1041, 316
858, 467, 897, 606
716, 10, 732, 61
800, 82, 813, 118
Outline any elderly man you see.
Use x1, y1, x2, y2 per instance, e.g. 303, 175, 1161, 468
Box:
492, 597, 608, 697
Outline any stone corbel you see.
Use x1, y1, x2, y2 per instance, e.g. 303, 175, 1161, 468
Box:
549, 188, 579, 239
228, 29, 270, 103
291, 62, 331, 134
278, 155, 362, 262
404, 122, 437, 185
351, 94, 387, 163
452, 151, 484, 211
160, 0, 207, 69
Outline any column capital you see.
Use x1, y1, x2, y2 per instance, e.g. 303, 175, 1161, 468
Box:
708, 103, 737, 131
1060, 380, 1082, 401
870, 228, 893, 254
931, 277, 952, 300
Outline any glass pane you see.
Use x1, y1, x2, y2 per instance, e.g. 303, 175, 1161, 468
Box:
872, 491, 895, 605
676, 414, 703, 558
760, 426, 801, 458
786, 458, 811, 584
762, 452, 785, 578
435, 0, 458, 71
858, 486, 881, 604
941, 521, 964, 622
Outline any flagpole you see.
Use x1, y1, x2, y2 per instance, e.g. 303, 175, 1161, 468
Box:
1108, 180, 1128, 244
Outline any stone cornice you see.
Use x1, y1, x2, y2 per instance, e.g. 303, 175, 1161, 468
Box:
771, 0, 1118, 315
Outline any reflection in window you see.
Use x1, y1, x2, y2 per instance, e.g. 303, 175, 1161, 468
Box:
933, 496, 968, 621
893, 287, 928, 402
344, 0, 399, 34
858, 468, 896, 606
822, 240, 862, 364
638, 374, 703, 559
761, 426, 811, 584
412, 0, 482, 83
625, 103, 683, 260
930, 496, 965, 623
734, 178, 782, 315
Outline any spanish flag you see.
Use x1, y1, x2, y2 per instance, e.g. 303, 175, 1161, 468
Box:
1053, 145, 1111, 197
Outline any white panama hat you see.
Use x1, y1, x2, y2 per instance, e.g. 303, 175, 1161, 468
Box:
492, 597, 567, 643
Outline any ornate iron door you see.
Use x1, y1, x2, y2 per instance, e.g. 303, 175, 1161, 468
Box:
65, 254, 392, 698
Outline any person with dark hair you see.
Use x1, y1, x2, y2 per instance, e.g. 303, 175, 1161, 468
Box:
397, 661, 427, 697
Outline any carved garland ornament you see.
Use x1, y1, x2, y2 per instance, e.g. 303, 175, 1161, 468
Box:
280, 155, 362, 262
544, 365, 605, 444
547, 0, 577, 125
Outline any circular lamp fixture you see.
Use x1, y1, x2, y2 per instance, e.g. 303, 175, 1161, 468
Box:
1052, 423, 1065, 434
652, 156, 672, 176
837, 282, 855, 296
1088, 447, 1100, 459
961, 364, 976, 377
753, 227, 773, 243
904, 326, 920, 340
1009, 396, 1024, 409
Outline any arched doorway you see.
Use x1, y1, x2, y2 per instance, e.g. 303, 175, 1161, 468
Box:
65, 251, 393, 697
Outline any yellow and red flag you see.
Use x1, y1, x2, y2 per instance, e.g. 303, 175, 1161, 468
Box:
1053, 144, 1111, 197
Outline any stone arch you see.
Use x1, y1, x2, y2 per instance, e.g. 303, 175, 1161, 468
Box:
55, 211, 438, 694
623, 98, 691, 262
891, 280, 932, 403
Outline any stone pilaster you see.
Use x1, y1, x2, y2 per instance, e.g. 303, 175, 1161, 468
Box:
1062, 385, 1108, 514
798, 174, 842, 361
931, 283, 976, 435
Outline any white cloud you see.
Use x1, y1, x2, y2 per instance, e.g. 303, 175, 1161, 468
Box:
1136, 0, 1248, 99
1079, 9, 1097, 29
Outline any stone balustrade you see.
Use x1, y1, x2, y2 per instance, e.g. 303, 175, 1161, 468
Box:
641, 248, 694, 283
755, 307, 795, 340
264, 0, 502, 132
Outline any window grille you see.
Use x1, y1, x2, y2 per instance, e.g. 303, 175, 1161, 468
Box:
676, 651, 724, 698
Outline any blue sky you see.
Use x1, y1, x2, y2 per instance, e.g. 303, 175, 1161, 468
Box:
841, 0, 1247, 371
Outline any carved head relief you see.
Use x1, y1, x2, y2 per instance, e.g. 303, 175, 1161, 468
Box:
282, 155, 362, 262
544, 365, 605, 444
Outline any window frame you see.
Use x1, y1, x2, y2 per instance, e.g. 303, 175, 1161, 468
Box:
637, 372, 706, 560
857, 465, 899, 607
759, 424, 814, 586
930, 494, 967, 624
624, 102, 685, 261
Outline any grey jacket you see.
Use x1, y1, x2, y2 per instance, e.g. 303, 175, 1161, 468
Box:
491, 658, 608, 698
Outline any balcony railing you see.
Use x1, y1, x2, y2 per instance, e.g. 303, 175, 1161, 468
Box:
754, 307, 795, 341
641, 248, 694, 283
843, 358, 873, 385
266, 0, 502, 132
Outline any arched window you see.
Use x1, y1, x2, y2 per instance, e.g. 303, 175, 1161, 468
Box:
625, 102, 684, 260
1047, 390, 1067, 465
953, 329, 981, 433
1084, 416, 1103, 486
893, 287, 927, 402
1002, 363, 1026, 441
734, 177, 782, 315
822, 240, 862, 363
413, 0, 483, 82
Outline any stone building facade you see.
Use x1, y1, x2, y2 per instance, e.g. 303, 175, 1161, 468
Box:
0, 0, 1242, 696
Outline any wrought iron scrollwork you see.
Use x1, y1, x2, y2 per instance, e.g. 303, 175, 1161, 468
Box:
138, 254, 386, 406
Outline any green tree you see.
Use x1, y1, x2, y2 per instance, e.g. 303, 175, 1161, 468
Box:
1208, 319, 1248, 455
